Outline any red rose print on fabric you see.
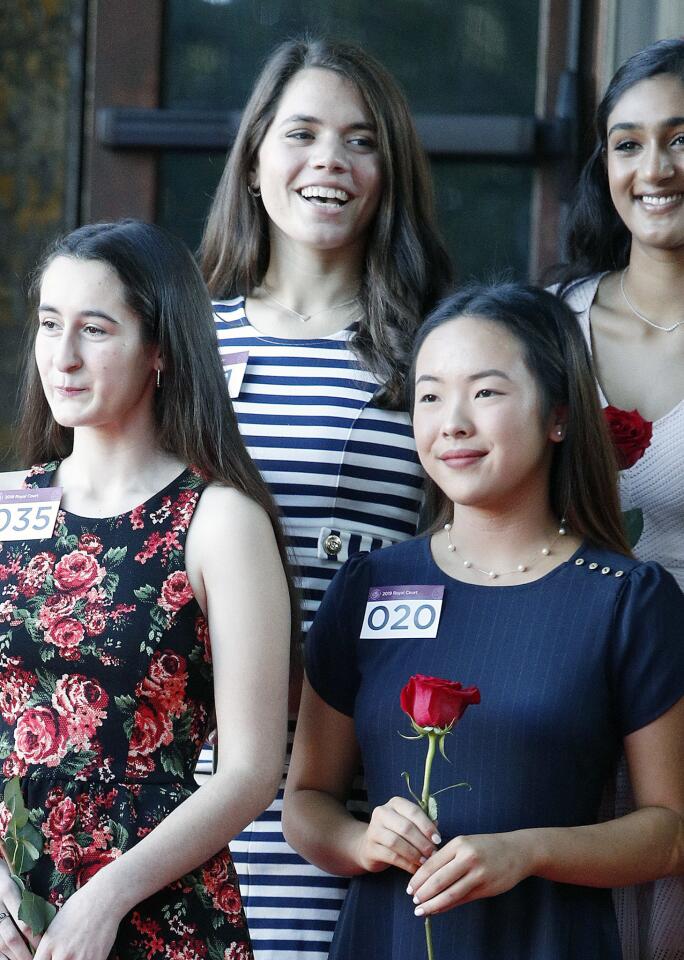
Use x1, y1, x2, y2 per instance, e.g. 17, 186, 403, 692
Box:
53, 550, 105, 595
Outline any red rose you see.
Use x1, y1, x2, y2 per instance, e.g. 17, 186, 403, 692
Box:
38, 594, 77, 629
2, 753, 27, 778
77, 533, 103, 556
211, 881, 243, 917
52, 675, 108, 747
158, 571, 194, 613
53, 550, 104, 595
51, 833, 82, 874
45, 796, 78, 837
400, 674, 480, 730
14, 706, 67, 767
26, 551, 56, 578
83, 604, 107, 637
75, 845, 120, 888
604, 405, 653, 470
124, 754, 156, 778
45, 618, 84, 654
128, 702, 173, 756
0, 662, 37, 724
202, 851, 234, 894
137, 651, 188, 713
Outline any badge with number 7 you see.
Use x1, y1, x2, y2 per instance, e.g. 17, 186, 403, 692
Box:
0, 488, 62, 541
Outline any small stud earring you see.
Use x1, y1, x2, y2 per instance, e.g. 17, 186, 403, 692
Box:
247, 183, 261, 198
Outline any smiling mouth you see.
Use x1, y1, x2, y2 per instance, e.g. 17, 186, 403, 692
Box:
637, 192, 683, 207
298, 186, 350, 207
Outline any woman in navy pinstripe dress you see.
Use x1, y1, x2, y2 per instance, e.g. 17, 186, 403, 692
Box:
199, 37, 452, 960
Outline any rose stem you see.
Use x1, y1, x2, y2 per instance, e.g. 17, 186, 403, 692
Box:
420, 732, 438, 960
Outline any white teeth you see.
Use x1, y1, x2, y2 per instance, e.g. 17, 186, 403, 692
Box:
299, 185, 349, 202
640, 194, 682, 206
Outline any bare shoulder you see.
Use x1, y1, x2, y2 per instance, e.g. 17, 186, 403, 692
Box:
0, 470, 29, 491
190, 483, 275, 546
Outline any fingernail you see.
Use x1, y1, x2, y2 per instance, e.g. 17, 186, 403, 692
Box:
419, 855, 427, 864
414, 906, 425, 916
431, 833, 441, 844
406, 884, 413, 895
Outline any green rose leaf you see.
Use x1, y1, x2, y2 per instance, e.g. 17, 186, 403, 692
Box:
427, 795, 438, 822
3, 778, 29, 828
5, 836, 39, 874
18, 889, 57, 935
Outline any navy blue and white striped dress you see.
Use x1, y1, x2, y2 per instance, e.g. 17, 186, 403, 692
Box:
209, 296, 424, 960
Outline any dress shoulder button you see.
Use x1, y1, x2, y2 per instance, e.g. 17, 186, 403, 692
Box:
588, 562, 598, 570
575, 558, 585, 566
601, 566, 611, 575
615, 570, 624, 577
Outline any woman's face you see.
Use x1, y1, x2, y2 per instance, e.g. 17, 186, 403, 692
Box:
606, 73, 684, 254
35, 256, 160, 433
412, 317, 561, 513
253, 67, 383, 256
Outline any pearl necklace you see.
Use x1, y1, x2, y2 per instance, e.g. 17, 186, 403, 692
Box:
620, 269, 684, 333
259, 284, 360, 323
443, 519, 567, 580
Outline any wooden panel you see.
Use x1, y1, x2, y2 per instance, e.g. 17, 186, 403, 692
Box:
81, 0, 163, 223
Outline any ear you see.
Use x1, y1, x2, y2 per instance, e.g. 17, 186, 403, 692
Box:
548, 404, 568, 444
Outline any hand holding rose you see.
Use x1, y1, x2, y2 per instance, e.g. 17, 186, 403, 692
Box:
356, 797, 439, 875
407, 831, 536, 917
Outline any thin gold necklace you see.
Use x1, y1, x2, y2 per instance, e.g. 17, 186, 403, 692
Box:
259, 283, 360, 323
443, 519, 567, 580
620, 268, 684, 333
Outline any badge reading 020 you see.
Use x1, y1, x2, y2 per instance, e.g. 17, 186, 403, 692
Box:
360, 585, 445, 640
0, 487, 62, 542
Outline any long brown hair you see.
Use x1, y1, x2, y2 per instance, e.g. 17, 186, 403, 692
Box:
20, 219, 300, 648
407, 283, 632, 556
200, 36, 452, 409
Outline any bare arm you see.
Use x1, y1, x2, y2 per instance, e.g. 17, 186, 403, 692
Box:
409, 696, 684, 916
28, 485, 290, 960
283, 679, 438, 878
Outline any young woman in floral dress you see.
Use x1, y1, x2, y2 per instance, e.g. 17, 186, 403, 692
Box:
0, 220, 293, 960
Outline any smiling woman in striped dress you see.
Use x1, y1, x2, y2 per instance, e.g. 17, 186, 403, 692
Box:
199, 36, 452, 960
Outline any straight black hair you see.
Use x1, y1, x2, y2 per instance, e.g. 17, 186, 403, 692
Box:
408, 282, 631, 556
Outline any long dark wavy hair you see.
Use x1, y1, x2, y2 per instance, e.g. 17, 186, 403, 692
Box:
407, 283, 632, 556
200, 36, 452, 409
20, 219, 300, 649
553, 37, 684, 291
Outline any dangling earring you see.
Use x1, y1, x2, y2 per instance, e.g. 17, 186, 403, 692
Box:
247, 183, 261, 198
156, 369, 161, 389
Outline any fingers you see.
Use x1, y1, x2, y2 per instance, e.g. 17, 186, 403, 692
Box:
407, 842, 484, 915
0, 907, 36, 960
360, 797, 440, 874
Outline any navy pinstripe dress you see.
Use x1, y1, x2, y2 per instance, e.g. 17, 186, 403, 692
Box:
208, 296, 424, 959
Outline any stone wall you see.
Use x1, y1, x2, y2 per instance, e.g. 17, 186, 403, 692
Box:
0, 0, 84, 467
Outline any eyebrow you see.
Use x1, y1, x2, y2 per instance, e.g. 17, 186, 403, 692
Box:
608, 116, 684, 136
38, 305, 120, 324
415, 369, 511, 384
279, 114, 376, 131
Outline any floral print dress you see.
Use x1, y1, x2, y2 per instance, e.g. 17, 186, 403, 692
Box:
0, 463, 252, 960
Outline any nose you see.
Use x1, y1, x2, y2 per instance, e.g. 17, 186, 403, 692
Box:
310, 133, 349, 173
640, 141, 675, 182
441, 400, 473, 438
53, 329, 82, 373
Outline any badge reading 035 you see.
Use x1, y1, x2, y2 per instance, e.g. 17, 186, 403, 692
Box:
360, 585, 444, 640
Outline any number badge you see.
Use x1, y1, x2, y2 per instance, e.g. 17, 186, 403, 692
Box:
360, 585, 444, 640
0, 488, 62, 542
